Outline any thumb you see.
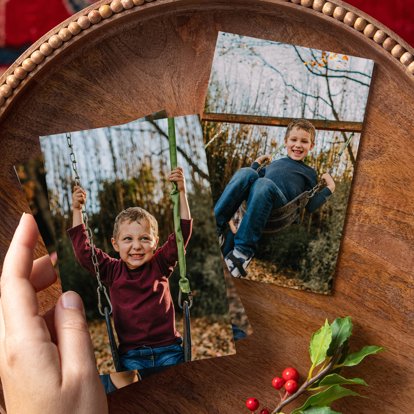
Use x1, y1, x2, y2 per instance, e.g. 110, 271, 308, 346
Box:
55, 291, 97, 379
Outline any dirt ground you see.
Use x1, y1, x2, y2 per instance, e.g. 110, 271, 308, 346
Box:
246, 258, 331, 294
90, 316, 236, 373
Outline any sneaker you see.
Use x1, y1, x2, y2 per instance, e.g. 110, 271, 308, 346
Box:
224, 249, 253, 278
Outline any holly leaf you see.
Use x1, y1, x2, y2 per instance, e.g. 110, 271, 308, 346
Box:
336, 339, 350, 365
291, 385, 361, 414
302, 407, 341, 414
310, 319, 332, 366
319, 374, 367, 387
341, 346, 384, 367
327, 317, 353, 356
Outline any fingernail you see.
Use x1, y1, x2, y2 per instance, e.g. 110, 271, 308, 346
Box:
62, 291, 83, 310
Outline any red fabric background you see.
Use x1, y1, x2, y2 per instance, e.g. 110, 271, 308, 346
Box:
347, 0, 414, 46
4, 1, 71, 47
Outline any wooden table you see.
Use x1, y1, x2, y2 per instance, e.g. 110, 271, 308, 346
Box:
0, 1, 413, 412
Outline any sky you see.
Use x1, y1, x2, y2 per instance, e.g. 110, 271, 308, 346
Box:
207, 32, 375, 123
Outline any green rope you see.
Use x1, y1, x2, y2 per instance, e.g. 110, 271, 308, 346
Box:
168, 118, 191, 294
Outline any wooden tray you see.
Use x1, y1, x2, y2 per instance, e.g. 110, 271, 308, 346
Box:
0, 1, 413, 412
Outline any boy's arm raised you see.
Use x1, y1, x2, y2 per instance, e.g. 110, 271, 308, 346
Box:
69, 186, 116, 283
179, 187, 191, 220
155, 167, 192, 271
72, 185, 86, 227
169, 167, 191, 220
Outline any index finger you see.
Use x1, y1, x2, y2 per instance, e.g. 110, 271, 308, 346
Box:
1, 214, 50, 340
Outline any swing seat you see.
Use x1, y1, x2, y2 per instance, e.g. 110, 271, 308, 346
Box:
263, 190, 312, 234
239, 180, 325, 235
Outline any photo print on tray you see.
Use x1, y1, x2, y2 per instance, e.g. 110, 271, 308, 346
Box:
15, 113, 252, 386
202, 32, 375, 294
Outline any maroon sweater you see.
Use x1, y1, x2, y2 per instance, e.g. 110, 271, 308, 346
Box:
67, 219, 192, 354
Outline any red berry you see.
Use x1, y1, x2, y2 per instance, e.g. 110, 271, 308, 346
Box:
245, 398, 260, 411
271, 376, 285, 390
260, 409, 270, 414
284, 379, 298, 394
282, 367, 299, 381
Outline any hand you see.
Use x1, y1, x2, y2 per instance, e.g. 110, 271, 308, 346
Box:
321, 173, 336, 193
0, 214, 108, 414
72, 185, 86, 210
254, 154, 272, 165
168, 167, 186, 193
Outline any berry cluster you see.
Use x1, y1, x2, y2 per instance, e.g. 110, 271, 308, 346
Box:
272, 367, 299, 395
244, 317, 383, 413
245, 367, 300, 413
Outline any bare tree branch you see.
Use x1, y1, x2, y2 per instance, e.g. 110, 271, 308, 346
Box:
296, 46, 371, 87
147, 120, 210, 181
323, 65, 356, 167
248, 47, 334, 108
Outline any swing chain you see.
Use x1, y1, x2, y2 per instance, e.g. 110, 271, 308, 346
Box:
178, 289, 193, 310
67, 133, 81, 187
66, 133, 112, 317
308, 181, 325, 199
309, 132, 354, 199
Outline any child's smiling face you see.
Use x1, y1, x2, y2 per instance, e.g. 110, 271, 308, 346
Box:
285, 127, 314, 161
111, 220, 159, 270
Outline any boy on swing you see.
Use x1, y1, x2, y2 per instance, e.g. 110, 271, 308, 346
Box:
68, 167, 192, 378
214, 119, 336, 278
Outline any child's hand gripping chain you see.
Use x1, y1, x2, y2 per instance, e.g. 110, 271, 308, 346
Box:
168, 167, 191, 220
72, 185, 87, 227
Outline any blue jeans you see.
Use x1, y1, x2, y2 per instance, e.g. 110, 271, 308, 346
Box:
100, 374, 118, 394
214, 168, 288, 257
119, 340, 184, 379
222, 230, 235, 257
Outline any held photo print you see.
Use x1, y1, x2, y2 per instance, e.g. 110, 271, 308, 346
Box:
203, 32, 375, 294
16, 114, 249, 384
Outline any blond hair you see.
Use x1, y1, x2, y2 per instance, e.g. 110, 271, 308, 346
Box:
285, 119, 316, 145
113, 207, 158, 239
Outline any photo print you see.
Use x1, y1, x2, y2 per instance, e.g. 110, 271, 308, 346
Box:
202, 32, 375, 294
16, 114, 251, 386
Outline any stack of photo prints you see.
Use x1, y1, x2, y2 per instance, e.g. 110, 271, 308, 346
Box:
16, 31, 374, 393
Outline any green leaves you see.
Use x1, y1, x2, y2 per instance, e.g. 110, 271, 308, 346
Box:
301, 407, 341, 414
319, 374, 367, 387
294, 318, 382, 414
267, 317, 383, 414
327, 317, 352, 356
310, 320, 332, 366
341, 346, 384, 367
292, 385, 361, 414
309, 317, 354, 368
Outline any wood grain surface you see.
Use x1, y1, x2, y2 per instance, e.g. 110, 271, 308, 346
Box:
0, 1, 413, 413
